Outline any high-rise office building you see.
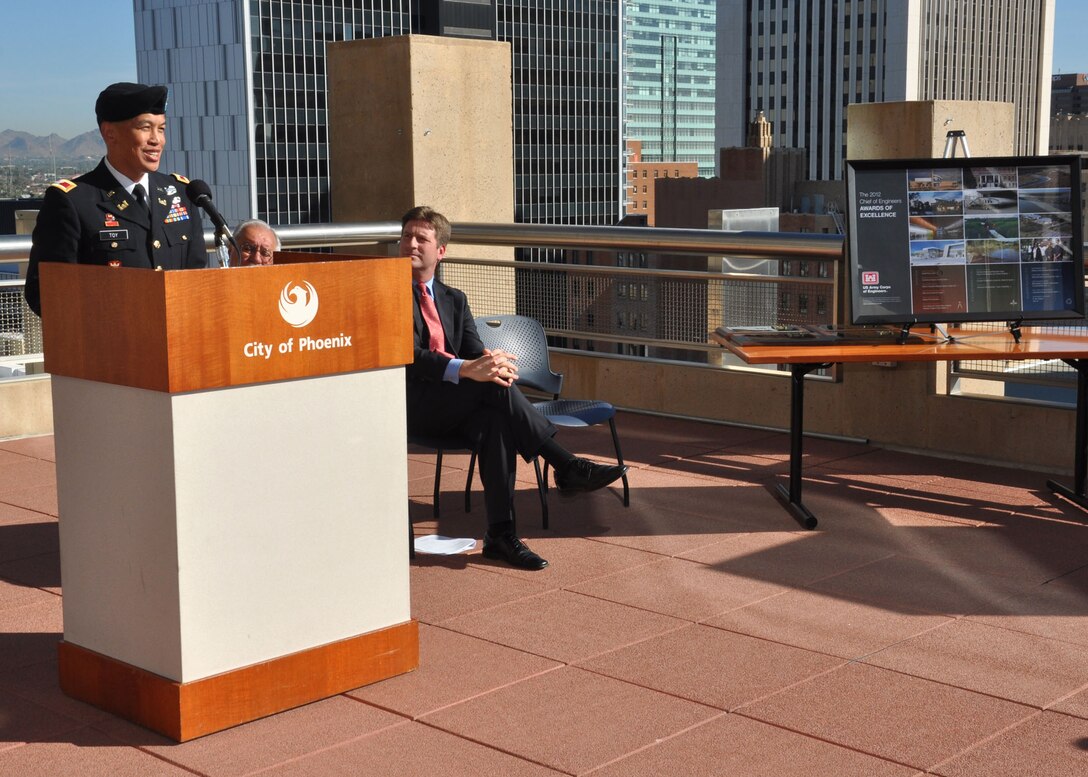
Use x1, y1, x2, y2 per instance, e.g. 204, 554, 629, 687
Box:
1052, 73, 1088, 117
134, 1, 620, 228
498, 2, 621, 227
716, 0, 1055, 181
623, 0, 717, 177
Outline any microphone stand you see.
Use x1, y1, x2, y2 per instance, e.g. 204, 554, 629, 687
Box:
214, 226, 239, 268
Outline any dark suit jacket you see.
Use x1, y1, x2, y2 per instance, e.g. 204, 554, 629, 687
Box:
25, 159, 207, 315
406, 278, 485, 385
405, 277, 556, 476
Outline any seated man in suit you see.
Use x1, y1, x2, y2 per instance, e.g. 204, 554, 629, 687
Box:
403, 205, 626, 571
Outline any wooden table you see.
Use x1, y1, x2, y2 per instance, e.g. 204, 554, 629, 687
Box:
711, 330, 1088, 529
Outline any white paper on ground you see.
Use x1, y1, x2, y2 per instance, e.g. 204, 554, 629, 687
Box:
413, 534, 477, 555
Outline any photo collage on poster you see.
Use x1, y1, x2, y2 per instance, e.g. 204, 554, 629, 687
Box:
906, 164, 1075, 317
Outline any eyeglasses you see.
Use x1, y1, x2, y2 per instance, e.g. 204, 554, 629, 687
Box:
239, 242, 273, 258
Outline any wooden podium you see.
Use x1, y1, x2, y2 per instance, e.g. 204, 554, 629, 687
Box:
40, 257, 418, 741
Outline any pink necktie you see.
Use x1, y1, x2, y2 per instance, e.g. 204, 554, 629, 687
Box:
418, 282, 452, 357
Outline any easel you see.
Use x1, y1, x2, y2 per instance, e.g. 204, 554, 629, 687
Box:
942, 129, 971, 158
897, 130, 1023, 344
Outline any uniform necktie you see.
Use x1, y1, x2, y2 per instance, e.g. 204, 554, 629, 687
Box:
417, 282, 452, 357
132, 183, 149, 219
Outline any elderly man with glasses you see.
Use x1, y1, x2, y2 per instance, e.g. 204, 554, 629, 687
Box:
231, 219, 280, 266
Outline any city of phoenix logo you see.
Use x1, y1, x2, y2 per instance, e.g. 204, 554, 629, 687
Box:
278, 281, 319, 327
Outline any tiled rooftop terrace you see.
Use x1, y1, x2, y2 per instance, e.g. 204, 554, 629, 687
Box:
2, 411, 1088, 775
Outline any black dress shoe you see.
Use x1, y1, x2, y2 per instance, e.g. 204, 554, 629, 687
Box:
554, 458, 628, 494
482, 532, 549, 570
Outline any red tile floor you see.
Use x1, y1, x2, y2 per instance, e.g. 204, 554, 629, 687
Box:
2, 412, 1088, 775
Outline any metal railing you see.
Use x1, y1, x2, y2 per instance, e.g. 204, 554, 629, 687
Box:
0, 222, 844, 376
0, 221, 1079, 402
275, 222, 844, 364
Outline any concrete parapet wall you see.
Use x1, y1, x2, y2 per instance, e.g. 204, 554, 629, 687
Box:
3, 354, 1073, 474
326, 35, 515, 314
552, 352, 1073, 475
0, 377, 53, 439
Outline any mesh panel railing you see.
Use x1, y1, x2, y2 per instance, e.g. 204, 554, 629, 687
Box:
1, 220, 1081, 401
949, 319, 1085, 388
0, 281, 42, 376
441, 257, 837, 363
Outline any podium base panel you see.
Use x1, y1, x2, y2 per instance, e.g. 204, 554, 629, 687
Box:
58, 619, 418, 742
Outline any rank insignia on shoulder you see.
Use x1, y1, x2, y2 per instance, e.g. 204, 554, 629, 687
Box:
50, 179, 78, 193
170, 173, 190, 185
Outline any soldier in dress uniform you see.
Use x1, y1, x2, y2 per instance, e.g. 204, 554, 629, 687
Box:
24, 82, 208, 316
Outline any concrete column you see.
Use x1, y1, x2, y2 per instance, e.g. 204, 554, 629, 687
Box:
327, 35, 515, 313
846, 100, 1015, 159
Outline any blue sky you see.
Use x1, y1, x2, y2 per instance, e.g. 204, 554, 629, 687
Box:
1, 0, 1087, 138
1, 0, 138, 137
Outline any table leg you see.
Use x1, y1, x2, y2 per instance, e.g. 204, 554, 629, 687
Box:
773, 363, 820, 529
1047, 359, 1088, 511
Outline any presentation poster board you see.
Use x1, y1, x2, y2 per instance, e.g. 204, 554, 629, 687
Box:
846, 155, 1085, 326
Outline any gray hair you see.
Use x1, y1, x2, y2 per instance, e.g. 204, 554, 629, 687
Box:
234, 218, 281, 249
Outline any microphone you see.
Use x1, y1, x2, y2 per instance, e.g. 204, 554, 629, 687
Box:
186, 179, 236, 267
185, 179, 232, 238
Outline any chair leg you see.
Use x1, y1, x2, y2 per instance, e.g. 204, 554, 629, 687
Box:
465, 451, 477, 513
432, 449, 443, 519
408, 502, 415, 559
608, 418, 630, 507
532, 457, 549, 530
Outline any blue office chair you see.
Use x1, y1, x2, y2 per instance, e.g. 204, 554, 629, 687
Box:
473, 314, 630, 529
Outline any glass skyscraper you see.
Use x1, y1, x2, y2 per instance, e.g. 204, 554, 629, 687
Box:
623, 0, 717, 177
134, 0, 621, 228
498, 1, 622, 226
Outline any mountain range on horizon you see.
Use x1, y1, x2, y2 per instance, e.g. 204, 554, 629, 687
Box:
0, 129, 105, 161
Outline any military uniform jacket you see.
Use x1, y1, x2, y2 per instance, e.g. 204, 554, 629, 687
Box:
24, 159, 207, 316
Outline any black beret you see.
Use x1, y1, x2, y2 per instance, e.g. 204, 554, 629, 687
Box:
95, 82, 168, 124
